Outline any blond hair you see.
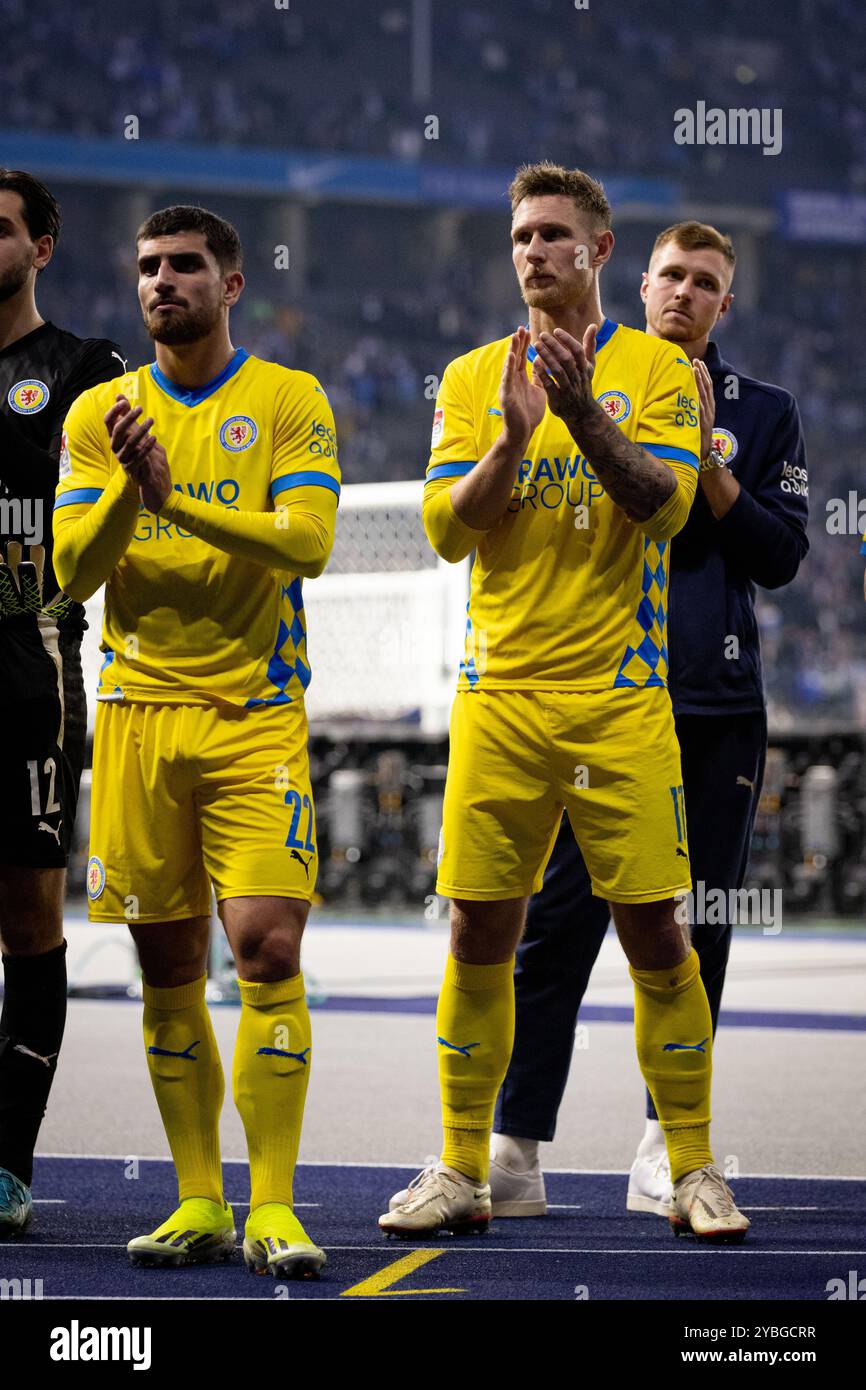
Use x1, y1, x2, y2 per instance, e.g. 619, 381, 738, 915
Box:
650, 221, 735, 282
509, 161, 612, 229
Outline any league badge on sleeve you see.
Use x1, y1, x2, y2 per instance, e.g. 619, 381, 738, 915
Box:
8, 379, 50, 414
431, 406, 445, 447
58, 431, 72, 479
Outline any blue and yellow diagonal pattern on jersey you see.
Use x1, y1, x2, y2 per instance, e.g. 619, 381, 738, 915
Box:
53, 350, 340, 709
614, 536, 669, 688
422, 319, 700, 691
459, 602, 481, 690
246, 576, 311, 708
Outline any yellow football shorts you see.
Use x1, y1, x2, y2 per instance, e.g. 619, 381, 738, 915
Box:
86, 699, 318, 923
436, 686, 691, 904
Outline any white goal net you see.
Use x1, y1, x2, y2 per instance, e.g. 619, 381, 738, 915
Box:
80, 480, 469, 737
302, 480, 469, 734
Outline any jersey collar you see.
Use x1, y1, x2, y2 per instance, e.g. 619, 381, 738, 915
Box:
702, 340, 726, 374
149, 346, 249, 406
526, 317, 618, 363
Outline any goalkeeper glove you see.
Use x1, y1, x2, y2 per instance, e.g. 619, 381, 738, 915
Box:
0, 543, 73, 623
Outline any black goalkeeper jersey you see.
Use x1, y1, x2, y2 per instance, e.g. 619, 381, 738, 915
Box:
0, 321, 125, 633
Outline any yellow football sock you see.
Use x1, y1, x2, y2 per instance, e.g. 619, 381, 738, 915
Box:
437, 954, 515, 1185
630, 947, 714, 1184
233, 973, 311, 1210
142, 975, 225, 1204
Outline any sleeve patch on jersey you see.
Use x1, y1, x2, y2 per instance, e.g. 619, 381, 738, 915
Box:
54, 487, 104, 508
431, 406, 445, 446
271, 471, 341, 499
58, 431, 72, 479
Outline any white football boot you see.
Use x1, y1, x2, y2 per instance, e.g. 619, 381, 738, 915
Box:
669, 1164, 751, 1243
388, 1138, 547, 1218
379, 1162, 491, 1238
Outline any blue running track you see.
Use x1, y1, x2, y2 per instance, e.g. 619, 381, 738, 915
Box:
1, 1157, 863, 1301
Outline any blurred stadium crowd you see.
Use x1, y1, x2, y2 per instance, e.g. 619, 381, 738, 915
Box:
5, 0, 866, 194
3, 0, 864, 725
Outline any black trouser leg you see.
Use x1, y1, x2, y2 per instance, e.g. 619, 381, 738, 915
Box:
644, 710, 767, 1119
0, 941, 68, 1186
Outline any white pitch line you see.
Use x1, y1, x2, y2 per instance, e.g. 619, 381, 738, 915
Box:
46, 1295, 348, 1301
6, 1243, 865, 1256
228, 1201, 319, 1208
331, 1246, 866, 1256
35, 1153, 866, 1181
12, 1194, 835, 1217
14, 1198, 841, 1215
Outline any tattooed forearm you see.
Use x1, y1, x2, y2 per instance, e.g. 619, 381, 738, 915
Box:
563, 401, 677, 522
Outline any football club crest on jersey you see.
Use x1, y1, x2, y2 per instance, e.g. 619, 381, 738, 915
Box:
431, 406, 445, 446
711, 427, 738, 462
58, 430, 72, 479
219, 415, 258, 451
8, 379, 50, 414
597, 389, 631, 423
86, 855, 106, 901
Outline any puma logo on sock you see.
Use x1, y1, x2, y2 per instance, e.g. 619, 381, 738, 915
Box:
148, 1041, 199, 1061
437, 1037, 480, 1059
256, 1046, 310, 1064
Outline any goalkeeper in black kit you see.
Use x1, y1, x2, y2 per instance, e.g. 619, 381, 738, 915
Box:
0, 170, 125, 1233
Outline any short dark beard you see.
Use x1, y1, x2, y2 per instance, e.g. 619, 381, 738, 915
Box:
0, 251, 33, 305
143, 300, 222, 345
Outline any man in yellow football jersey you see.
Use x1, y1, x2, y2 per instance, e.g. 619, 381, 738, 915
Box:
379, 163, 749, 1243
53, 206, 340, 1277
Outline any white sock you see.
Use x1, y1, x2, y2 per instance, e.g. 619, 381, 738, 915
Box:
490, 1132, 539, 1171
636, 1118, 665, 1157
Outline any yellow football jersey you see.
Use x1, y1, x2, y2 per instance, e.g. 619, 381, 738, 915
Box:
422, 319, 700, 691
54, 350, 340, 708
